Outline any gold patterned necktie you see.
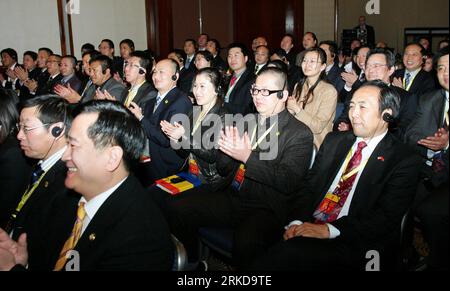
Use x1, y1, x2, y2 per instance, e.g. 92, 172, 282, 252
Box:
54, 202, 86, 271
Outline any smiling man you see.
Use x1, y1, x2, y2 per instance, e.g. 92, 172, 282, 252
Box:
0, 100, 173, 271
252, 81, 421, 271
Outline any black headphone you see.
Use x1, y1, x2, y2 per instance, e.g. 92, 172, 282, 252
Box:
138, 67, 146, 75
277, 79, 288, 99
172, 74, 178, 81
382, 112, 394, 123
51, 108, 67, 138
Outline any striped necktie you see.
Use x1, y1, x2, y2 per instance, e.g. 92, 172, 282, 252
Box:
54, 202, 86, 271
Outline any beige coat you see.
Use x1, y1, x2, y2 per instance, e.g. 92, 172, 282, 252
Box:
292, 80, 337, 149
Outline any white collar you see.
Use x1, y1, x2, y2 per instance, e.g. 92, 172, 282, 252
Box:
39, 146, 67, 172
355, 130, 388, 152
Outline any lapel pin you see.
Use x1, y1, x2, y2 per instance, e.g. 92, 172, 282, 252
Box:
164, 100, 169, 104
276, 132, 280, 136
89, 233, 96, 241
44, 181, 49, 188
377, 156, 385, 162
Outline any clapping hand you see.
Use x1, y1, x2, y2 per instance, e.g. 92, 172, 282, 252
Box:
218, 126, 252, 163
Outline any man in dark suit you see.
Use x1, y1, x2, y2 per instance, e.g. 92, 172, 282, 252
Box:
320, 41, 345, 94
405, 47, 449, 270
169, 68, 314, 269
252, 81, 421, 271
253, 45, 269, 75
0, 101, 174, 271
120, 51, 156, 109
2, 96, 71, 268
59, 55, 82, 94
336, 48, 419, 140
224, 43, 255, 114
129, 59, 192, 184
22, 48, 52, 98
393, 43, 437, 97
354, 16, 375, 47
0, 48, 20, 91
34, 54, 63, 96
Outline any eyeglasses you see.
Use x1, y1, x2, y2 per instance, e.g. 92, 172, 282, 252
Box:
250, 85, 284, 97
366, 63, 387, 70
16, 123, 50, 134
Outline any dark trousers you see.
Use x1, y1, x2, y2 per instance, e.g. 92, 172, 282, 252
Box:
153, 186, 285, 269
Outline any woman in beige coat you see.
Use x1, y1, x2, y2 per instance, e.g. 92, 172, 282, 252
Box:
287, 47, 337, 149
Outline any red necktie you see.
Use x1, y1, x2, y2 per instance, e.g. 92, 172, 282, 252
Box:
229, 75, 237, 88
313, 141, 367, 223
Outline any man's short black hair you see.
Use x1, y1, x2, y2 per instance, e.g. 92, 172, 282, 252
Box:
24, 51, 38, 61
227, 43, 250, 58
359, 80, 400, 119
38, 47, 53, 56
1, 48, 18, 61
433, 46, 449, 69
366, 48, 396, 69
81, 43, 95, 52
90, 54, 113, 74
75, 100, 146, 172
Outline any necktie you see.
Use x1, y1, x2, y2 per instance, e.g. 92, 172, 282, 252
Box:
404, 72, 411, 90
185, 58, 191, 70
54, 202, 86, 271
359, 72, 366, 82
255, 65, 259, 74
153, 95, 163, 113
30, 164, 44, 186
313, 141, 368, 223
124, 87, 138, 107
229, 75, 238, 88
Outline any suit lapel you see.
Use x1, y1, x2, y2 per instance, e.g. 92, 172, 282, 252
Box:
153, 88, 176, 116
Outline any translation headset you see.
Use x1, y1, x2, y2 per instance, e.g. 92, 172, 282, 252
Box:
277, 78, 288, 99
51, 108, 67, 138
382, 112, 394, 123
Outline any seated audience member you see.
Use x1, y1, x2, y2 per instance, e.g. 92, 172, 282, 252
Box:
405, 47, 449, 271
393, 43, 437, 96
129, 59, 192, 185
251, 37, 268, 54
23, 48, 52, 97
0, 48, 20, 91
0, 89, 31, 228
336, 48, 419, 140
0, 100, 174, 271
4, 96, 72, 269
252, 81, 421, 271
197, 33, 209, 52
160, 68, 233, 191
169, 49, 195, 95
340, 46, 370, 103
193, 50, 213, 71
183, 39, 197, 71
89, 55, 126, 102
295, 32, 319, 67
119, 39, 135, 78
320, 41, 345, 94
207, 39, 227, 73
59, 55, 82, 93
34, 54, 63, 96
419, 37, 431, 53
98, 39, 123, 81
14, 51, 41, 102
253, 45, 270, 75
55, 51, 101, 104
288, 48, 337, 149
223, 43, 255, 114
280, 34, 297, 67
120, 51, 156, 109
169, 67, 313, 269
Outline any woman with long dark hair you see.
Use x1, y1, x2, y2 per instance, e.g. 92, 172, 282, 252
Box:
287, 48, 337, 149
0, 89, 31, 228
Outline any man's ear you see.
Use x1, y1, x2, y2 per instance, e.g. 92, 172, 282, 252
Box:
106, 146, 123, 172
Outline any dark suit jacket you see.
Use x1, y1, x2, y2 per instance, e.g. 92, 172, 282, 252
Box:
354, 24, 375, 46
28, 175, 174, 271
178, 67, 196, 95
98, 77, 126, 102
326, 63, 345, 94
141, 87, 193, 182
60, 74, 82, 94
224, 68, 255, 114
0, 135, 31, 228
288, 132, 421, 258
18, 68, 42, 102
36, 74, 63, 96
212, 55, 228, 73
393, 69, 437, 97
11, 159, 70, 268
119, 81, 157, 108
224, 109, 314, 223
405, 89, 448, 186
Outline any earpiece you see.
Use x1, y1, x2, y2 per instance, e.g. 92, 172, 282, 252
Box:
172, 74, 178, 81
51, 126, 63, 137
276, 91, 284, 99
138, 67, 146, 75
382, 112, 394, 123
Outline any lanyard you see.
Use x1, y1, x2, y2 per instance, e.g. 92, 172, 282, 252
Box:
12, 172, 48, 218
339, 148, 369, 183
192, 109, 211, 136
250, 122, 277, 151
124, 81, 146, 107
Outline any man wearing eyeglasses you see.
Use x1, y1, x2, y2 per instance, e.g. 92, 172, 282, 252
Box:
119, 51, 156, 109
335, 48, 418, 140
3, 95, 75, 268
32, 54, 63, 96
169, 67, 314, 269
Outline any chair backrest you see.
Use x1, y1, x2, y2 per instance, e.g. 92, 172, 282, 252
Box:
171, 234, 188, 271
